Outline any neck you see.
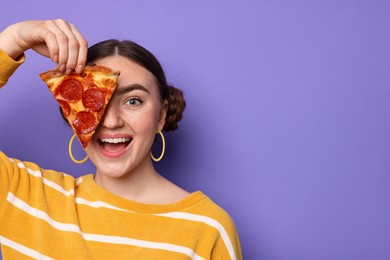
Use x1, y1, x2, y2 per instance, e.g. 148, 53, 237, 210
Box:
94, 157, 162, 202
93, 157, 190, 204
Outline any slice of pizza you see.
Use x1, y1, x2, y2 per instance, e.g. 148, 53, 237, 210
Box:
40, 65, 120, 148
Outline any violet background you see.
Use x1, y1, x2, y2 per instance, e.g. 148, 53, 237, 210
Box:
1, 1, 390, 259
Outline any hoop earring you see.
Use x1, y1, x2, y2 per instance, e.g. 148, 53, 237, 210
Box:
68, 134, 89, 164
151, 131, 165, 162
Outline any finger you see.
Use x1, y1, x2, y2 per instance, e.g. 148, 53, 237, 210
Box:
57, 21, 80, 74
54, 20, 87, 74
32, 44, 51, 59
41, 20, 69, 71
38, 28, 60, 62
69, 23, 88, 74
65, 34, 79, 74
51, 19, 75, 72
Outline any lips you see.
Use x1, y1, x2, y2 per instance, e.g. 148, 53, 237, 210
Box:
98, 136, 132, 155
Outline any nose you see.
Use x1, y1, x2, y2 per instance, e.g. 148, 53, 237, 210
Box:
100, 102, 124, 129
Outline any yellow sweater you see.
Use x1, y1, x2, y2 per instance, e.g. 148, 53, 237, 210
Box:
0, 50, 242, 259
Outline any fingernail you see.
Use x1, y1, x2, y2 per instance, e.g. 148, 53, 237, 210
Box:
59, 64, 65, 72
76, 64, 83, 74
65, 69, 72, 75
53, 55, 58, 63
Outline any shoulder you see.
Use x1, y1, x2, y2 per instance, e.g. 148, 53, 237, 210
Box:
186, 191, 236, 224
0, 150, 77, 190
181, 191, 242, 259
0, 151, 82, 222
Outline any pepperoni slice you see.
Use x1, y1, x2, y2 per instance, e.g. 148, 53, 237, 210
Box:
59, 78, 83, 102
82, 88, 105, 112
57, 100, 71, 117
73, 111, 97, 134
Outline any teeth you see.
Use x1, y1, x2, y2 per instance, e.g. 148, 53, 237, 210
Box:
100, 138, 131, 144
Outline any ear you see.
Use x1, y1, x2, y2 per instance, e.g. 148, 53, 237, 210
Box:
157, 99, 168, 131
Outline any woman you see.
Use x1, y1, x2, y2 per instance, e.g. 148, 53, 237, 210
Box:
0, 20, 241, 259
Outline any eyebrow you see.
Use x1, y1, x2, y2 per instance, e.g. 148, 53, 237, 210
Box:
115, 84, 150, 96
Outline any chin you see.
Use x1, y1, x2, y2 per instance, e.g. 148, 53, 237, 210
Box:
95, 163, 128, 179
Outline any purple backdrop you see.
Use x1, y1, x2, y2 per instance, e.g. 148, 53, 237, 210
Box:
1, 1, 390, 259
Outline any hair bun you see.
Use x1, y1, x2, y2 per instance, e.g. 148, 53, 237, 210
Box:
164, 85, 186, 131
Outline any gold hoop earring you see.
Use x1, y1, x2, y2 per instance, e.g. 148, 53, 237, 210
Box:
151, 131, 165, 162
69, 134, 89, 164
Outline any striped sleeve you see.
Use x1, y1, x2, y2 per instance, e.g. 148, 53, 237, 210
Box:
0, 153, 88, 259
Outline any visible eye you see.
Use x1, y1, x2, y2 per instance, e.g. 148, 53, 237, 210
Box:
126, 98, 142, 106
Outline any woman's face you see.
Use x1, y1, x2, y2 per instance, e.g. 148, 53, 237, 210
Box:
85, 55, 167, 178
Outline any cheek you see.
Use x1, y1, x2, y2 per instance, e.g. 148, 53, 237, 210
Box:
125, 107, 161, 131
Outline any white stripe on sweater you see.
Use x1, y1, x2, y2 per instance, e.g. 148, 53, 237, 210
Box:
0, 235, 54, 260
6, 193, 204, 260
75, 197, 127, 211
16, 162, 74, 196
156, 212, 237, 260
7, 193, 81, 233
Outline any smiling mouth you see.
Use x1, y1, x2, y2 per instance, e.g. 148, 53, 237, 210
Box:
98, 137, 132, 153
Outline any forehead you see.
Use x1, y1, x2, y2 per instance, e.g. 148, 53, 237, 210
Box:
95, 56, 157, 92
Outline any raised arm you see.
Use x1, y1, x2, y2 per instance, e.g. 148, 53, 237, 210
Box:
0, 19, 88, 218
0, 19, 88, 75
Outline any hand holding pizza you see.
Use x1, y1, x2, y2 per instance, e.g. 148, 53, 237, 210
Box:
0, 19, 87, 74
0, 19, 120, 148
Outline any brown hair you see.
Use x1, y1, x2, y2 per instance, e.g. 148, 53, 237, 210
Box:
87, 40, 186, 131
